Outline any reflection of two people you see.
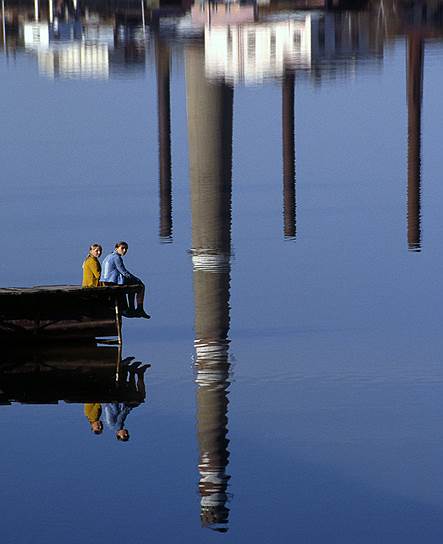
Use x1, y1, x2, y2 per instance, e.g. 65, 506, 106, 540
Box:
84, 359, 149, 441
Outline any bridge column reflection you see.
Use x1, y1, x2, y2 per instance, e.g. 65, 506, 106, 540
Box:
185, 45, 233, 532
406, 33, 423, 252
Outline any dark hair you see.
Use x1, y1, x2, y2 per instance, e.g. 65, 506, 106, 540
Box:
115, 241, 128, 249
116, 432, 130, 442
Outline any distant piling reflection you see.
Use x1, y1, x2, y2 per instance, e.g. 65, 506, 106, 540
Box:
282, 71, 296, 240
406, 33, 423, 252
186, 45, 233, 532
155, 34, 173, 242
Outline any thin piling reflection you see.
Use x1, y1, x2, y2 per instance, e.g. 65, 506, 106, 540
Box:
155, 34, 173, 242
186, 45, 233, 532
406, 33, 423, 252
282, 71, 296, 240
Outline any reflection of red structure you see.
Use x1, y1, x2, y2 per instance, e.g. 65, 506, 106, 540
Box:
191, 3, 255, 27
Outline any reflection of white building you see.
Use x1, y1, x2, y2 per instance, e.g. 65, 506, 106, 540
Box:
203, 12, 382, 84
205, 17, 312, 84
23, 21, 114, 78
24, 22, 50, 48
37, 44, 109, 78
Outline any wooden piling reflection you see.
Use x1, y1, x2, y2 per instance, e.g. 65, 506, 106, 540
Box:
282, 72, 296, 240
407, 34, 423, 252
156, 35, 173, 242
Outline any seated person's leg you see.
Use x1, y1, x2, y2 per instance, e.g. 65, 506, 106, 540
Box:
135, 283, 145, 309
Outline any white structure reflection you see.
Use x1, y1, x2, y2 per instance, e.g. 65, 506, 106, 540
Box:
24, 20, 113, 78
204, 16, 312, 83
186, 4, 383, 84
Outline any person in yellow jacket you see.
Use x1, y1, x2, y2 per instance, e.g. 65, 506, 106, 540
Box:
84, 403, 103, 434
82, 244, 102, 287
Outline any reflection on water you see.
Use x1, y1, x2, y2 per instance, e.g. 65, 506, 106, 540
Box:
1, 0, 440, 83
187, 44, 233, 530
155, 33, 173, 242
282, 71, 296, 240
3, 0, 443, 539
0, 345, 149, 439
407, 33, 423, 251
2, 0, 146, 78
1, 0, 438, 249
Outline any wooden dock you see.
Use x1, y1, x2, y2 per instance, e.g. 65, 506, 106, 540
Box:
0, 284, 140, 343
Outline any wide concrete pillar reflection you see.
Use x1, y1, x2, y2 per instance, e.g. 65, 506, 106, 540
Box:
282, 72, 296, 240
186, 45, 233, 533
155, 35, 172, 242
406, 34, 423, 252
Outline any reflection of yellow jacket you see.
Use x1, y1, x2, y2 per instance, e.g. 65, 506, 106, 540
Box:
82, 256, 101, 288
84, 403, 102, 423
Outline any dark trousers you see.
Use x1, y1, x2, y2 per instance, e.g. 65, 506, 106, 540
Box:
124, 277, 146, 310
103, 279, 146, 311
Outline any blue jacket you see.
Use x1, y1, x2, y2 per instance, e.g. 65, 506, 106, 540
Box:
101, 251, 135, 285
103, 403, 133, 431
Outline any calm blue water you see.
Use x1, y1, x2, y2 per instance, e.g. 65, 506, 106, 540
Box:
1, 2, 443, 541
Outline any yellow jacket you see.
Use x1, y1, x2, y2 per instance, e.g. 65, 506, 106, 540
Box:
84, 403, 102, 423
82, 255, 101, 287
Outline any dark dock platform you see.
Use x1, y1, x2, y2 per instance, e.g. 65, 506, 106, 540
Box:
0, 284, 140, 343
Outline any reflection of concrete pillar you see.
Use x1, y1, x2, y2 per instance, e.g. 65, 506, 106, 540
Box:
282, 72, 296, 240
156, 36, 173, 242
407, 34, 423, 252
186, 45, 233, 533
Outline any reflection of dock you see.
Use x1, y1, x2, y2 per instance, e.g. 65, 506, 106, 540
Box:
0, 345, 147, 405
0, 284, 139, 343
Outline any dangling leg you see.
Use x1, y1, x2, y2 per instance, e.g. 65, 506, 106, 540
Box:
134, 281, 150, 319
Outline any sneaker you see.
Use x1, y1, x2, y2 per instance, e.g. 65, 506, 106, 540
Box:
135, 308, 151, 319
122, 309, 137, 318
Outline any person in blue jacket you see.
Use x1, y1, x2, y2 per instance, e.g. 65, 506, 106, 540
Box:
102, 241, 150, 319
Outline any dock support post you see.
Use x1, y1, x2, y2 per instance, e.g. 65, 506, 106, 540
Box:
115, 342, 122, 383
114, 299, 122, 382
115, 299, 122, 346
141, 0, 146, 38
